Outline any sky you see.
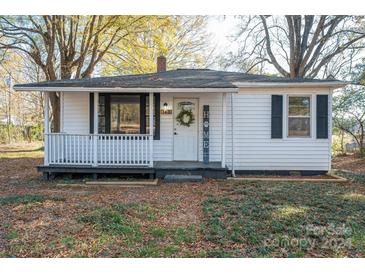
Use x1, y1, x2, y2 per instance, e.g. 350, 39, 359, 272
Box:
207, 16, 240, 56
206, 16, 241, 70
206, 16, 365, 78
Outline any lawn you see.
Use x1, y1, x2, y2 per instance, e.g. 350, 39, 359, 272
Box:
0, 143, 365, 257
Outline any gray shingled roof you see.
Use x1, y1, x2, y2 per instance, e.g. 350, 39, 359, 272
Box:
14, 69, 343, 89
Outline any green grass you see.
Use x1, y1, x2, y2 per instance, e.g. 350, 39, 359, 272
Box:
149, 226, 167, 238
4, 179, 365, 258
76, 202, 197, 257
0, 194, 64, 206
202, 181, 365, 257
78, 207, 142, 242
334, 170, 365, 183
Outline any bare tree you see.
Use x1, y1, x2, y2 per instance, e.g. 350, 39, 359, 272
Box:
333, 84, 365, 157
223, 16, 365, 79
0, 15, 147, 131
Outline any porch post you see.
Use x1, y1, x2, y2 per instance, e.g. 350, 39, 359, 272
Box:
221, 93, 227, 168
44, 92, 49, 166
93, 92, 99, 166
149, 92, 154, 167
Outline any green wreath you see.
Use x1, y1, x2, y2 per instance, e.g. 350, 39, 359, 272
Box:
176, 108, 195, 127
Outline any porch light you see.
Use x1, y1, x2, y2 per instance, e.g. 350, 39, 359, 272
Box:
163, 102, 168, 111
161, 102, 172, 115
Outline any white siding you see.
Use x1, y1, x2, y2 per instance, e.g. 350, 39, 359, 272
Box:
61, 88, 332, 171
63, 92, 89, 134
225, 89, 332, 171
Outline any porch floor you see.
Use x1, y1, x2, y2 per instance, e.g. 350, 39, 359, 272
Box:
38, 161, 227, 180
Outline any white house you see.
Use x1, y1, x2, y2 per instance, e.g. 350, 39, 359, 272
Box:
14, 56, 345, 179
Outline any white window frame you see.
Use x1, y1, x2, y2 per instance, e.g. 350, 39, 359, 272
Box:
285, 94, 314, 139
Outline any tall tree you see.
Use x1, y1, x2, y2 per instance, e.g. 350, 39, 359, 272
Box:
0, 15, 148, 131
223, 16, 365, 79
333, 63, 365, 157
100, 16, 213, 75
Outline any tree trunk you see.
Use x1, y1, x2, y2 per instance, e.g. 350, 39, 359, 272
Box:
340, 130, 345, 155
49, 92, 60, 132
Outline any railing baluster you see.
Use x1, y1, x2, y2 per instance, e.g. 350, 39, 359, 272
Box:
124, 136, 127, 164
68, 135, 70, 164
116, 136, 119, 164
129, 136, 132, 165
109, 136, 111, 165
52, 134, 56, 164
76, 135, 78, 164
136, 136, 138, 165
104, 135, 106, 164
80, 135, 82, 164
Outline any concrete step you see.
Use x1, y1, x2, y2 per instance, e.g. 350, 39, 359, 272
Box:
164, 174, 203, 183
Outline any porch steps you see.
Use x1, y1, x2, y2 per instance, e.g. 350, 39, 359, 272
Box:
85, 179, 158, 186
163, 175, 203, 183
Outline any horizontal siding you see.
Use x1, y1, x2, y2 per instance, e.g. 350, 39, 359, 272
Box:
60, 89, 331, 171
226, 92, 331, 171
63, 92, 89, 134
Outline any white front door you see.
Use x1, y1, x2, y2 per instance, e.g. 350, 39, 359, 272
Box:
173, 98, 199, 161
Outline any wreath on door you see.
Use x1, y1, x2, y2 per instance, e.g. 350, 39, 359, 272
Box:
176, 108, 195, 127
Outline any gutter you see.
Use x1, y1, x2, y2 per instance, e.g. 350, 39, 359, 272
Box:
13, 86, 239, 93
232, 81, 348, 89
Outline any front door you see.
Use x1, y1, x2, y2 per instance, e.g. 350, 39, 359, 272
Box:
173, 98, 198, 161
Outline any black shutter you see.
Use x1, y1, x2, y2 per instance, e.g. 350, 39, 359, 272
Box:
140, 95, 146, 134
154, 93, 160, 140
89, 93, 94, 134
316, 95, 328, 139
271, 95, 283, 138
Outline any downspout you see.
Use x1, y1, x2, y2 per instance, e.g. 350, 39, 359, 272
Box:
231, 93, 235, 177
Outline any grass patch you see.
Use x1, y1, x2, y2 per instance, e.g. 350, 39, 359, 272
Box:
61, 236, 75, 248
149, 226, 167, 238
0, 194, 64, 206
334, 170, 365, 183
202, 181, 365, 257
78, 207, 142, 241
173, 225, 197, 244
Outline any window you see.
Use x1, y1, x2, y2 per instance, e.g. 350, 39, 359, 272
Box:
110, 95, 140, 134
95, 93, 160, 139
98, 95, 106, 133
287, 96, 311, 137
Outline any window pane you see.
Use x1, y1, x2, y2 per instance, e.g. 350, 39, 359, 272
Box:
98, 95, 106, 133
288, 117, 310, 137
289, 96, 310, 116
110, 95, 140, 134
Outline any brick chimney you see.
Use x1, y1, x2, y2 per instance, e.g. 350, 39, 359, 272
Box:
157, 55, 166, 72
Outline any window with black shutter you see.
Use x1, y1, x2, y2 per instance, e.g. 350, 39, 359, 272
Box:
89, 93, 160, 140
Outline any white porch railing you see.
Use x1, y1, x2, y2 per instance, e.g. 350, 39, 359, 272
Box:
45, 133, 153, 167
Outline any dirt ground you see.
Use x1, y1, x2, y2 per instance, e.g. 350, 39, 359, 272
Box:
0, 142, 221, 257
1, 142, 365, 257
332, 154, 365, 174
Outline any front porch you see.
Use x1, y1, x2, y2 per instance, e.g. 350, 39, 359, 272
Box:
38, 160, 227, 179
40, 88, 233, 179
